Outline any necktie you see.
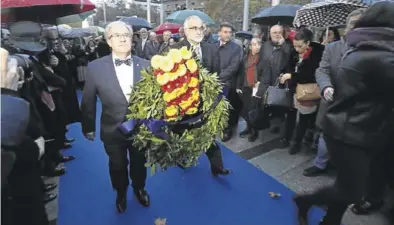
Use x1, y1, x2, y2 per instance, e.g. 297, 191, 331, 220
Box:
193, 46, 202, 61
115, 58, 132, 66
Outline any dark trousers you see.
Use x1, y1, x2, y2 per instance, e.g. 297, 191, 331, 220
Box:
290, 111, 317, 143
364, 142, 394, 201
103, 140, 147, 192
239, 87, 253, 122
268, 107, 297, 140
205, 142, 224, 168
225, 89, 242, 131
300, 135, 372, 224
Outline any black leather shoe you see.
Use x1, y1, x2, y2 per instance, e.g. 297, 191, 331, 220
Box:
303, 166, 327, 177
60, 156, 75, 163
211, 167, 231, 177
45, 167, 66, 177
44, 193, 57, 204
116, 192, 127, 213
221, 130, 233, 142
65, 138, 75, 143
134, 189, 150, 207
293, 195, 310, 225
63, 142, 72, 149
44, 183, 58, 192
177, 163, 186, 169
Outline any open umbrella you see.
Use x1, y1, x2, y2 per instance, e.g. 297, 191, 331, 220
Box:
1, 0, 96, 23
118, 16, 152, 31
293, 0, 367, 27
251, 4, 301, 26
165, 10, 215, 26
154, 21, 182, 35
235, 31, 253, 39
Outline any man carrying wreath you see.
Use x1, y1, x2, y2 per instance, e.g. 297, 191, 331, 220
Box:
81, 21, 150, 214
162, 15, 231, 176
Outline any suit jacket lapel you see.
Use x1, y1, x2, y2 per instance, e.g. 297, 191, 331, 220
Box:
132, 56, 141, 84
106, 55, 128, 104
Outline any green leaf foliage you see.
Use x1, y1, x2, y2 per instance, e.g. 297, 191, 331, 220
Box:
127, 64, 230, 175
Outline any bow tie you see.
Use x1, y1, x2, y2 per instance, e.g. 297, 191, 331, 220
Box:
115, 58, 132, 66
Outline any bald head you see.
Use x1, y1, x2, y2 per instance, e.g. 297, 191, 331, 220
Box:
270, 25, 283, 43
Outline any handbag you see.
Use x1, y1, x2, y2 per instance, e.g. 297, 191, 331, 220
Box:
264, 78, 293, 108
77, 66, 88, 82
296, 83, 321, 101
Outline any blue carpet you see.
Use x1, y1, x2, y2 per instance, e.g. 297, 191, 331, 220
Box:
58, 100, 326, 225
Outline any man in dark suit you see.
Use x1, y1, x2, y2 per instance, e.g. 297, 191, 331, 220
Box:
135, 28, 149, 59
215, 22, 242, 142
163, 15, 231, 177
144, 31, 160, 60
81, 21, 150, 213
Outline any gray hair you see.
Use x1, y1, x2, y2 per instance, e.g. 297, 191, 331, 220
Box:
163, 30, 172, 35
139, 28, 148, 33
149, 31, 157, 36
250, 37, 262, 46
105, 21, 133, 40
184, 15, 203, 28
346, 8, 367, 25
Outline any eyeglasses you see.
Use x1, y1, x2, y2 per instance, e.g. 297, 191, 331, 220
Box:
109, 33, 132, 39
186, 26, 205, 32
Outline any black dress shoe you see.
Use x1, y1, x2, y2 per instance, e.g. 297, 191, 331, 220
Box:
63, 142, 72, 149
211, 167, 231, 177
60, 156, 75, 163
134, 189, 150, 207
303, 166, 327, 177
65, 138, 75, 143
44, 193, 57, 204
116, 192, 127, 213
43, 183, 58, 192
45, 167, 66, 177
293, 195, 311, 225
177, 163, 186, 169
221, 131, 233, 142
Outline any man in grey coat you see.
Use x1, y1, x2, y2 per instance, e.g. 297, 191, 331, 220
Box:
303, 8, 366, 177
81, 21, 150, 214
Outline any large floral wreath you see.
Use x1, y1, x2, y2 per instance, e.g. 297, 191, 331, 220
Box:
123, 47, 230, 173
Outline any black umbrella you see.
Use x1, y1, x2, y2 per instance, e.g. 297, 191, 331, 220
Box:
235, 31, 253, 39
118, 16, 152, 31
251, 4, 301, 26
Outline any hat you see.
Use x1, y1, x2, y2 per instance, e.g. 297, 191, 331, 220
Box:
9, 21, 46, 52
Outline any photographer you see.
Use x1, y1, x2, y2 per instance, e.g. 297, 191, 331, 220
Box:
1, 47, 49, 225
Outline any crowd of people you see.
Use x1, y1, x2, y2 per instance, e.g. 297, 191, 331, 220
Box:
1, 1, 394, 225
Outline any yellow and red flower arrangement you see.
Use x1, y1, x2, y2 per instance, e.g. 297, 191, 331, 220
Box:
126, 47, 230, 173
150, 47, 201, 121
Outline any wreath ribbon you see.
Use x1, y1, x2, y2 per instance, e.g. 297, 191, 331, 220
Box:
119, 88, 228, 140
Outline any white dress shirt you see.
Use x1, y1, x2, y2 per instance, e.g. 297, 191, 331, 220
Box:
112, 54, 134, 102
142, 38, 148, 50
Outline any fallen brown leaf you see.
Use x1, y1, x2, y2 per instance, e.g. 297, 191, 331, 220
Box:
154, 218, 167, 225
